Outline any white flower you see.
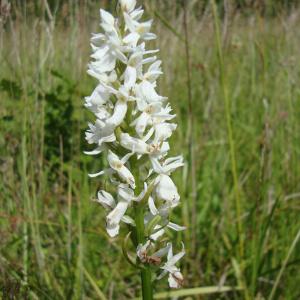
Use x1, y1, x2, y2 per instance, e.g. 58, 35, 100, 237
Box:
106, 200, 129, 237
97, 190, 116, 209
153, 122, 177, 144
89, 11, 127, 76
136, 240, 185, 288
96, 189, 132, 237
145, 200, 185, 241
147, 196, 186, 232
135, 80, 167, 104
151, 155, 184, 175
137, 241, 170, 264
106, 183, 148, 237
124, 13, 156, 43
156, 173, 179, 205
120, 133, 150, 154
141, 60, 163, 82
107, 100, 127, 126
107, 150, 135, 188
87, 150, 135, 184
87, 64, 117, 83
151, 156, 184, 206
84, 84, 111, 114
97, 184, 147, 237
152, 103, 176, 124
148, 141, 170, 158
158, 243, 185, 288
100, 9, 116, 32
120, 0, 137, 13
131, 101, 162, 136
105, 83, 137, 126
89, 44, 117, 74
118, 182, 148, 203
85, 119, 116, 146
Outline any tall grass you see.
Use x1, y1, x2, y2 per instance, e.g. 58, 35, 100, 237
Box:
1, 0, 300, 299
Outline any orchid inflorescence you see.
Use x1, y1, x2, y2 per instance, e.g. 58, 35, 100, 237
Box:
85, 0, 185, 289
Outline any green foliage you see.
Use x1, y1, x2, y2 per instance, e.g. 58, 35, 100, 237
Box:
0, 79, 22, 100
43, 71, 76, 165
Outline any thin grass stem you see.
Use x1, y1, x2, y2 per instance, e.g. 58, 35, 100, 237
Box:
268, 228, 300, 300
183, 0, 197, 257
210, 1, 249, 299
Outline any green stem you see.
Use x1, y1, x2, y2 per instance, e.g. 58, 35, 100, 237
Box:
132, 162, 153, 300
134, 204, 153, 300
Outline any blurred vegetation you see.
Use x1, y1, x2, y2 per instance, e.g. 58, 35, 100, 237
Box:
1, 0, 300, 299
5, 0, 300, 19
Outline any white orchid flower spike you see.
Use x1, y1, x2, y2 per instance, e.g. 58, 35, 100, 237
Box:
85, 0, 185, 291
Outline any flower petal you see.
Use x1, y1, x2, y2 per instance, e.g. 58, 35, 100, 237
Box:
120, 133, 149, 154
148, 196, 159, 215
120, 0, 136, 12
121, 215, 135, 225
167, 222, 186, 231
84, 145, 105, 156
155, 174, 180, 205
124, 65, 137, 90
97, 190, 116, 209
107, 100, 127, 126
108, 150, 135, 188
88, 170, 105, 178
168, 271, 183, 288
106, 201, 129, 237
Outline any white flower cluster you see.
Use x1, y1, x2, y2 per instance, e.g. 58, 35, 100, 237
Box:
85, 0, 185, 288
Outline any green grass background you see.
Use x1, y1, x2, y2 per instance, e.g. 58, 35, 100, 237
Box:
1, 0, 300, 299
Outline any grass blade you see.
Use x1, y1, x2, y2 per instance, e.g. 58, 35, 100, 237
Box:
83, 267, 107, 300
134, 286, 242, 300
268, 228, 300, 300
